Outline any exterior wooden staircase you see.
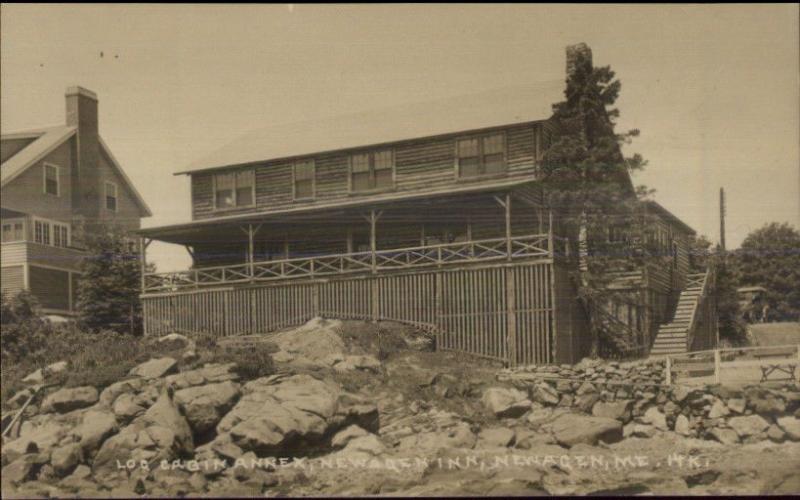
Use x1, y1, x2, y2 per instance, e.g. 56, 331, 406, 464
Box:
650, 271, 710, 356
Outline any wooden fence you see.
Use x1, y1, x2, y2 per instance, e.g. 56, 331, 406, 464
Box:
665, 344, 800, 385
142, 259, 588, 366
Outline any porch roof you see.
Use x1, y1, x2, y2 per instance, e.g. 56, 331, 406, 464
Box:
138, 178, 536, 245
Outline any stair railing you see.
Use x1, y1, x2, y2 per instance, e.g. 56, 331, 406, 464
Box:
684, 266, 712, 351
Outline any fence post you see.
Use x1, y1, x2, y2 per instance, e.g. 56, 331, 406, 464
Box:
665, 356, 672, 386
714, 349, 721, 384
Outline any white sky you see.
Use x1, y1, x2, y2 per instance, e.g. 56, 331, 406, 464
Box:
2, 4, 798, 271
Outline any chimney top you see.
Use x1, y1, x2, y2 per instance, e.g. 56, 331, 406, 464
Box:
65, 86, 98, 101
566, 43, 593, 77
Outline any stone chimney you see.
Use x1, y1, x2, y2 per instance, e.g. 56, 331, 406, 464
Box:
566, 43, 593, 78
65, 86, 100, 236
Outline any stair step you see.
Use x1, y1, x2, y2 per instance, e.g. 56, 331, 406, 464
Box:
659, 326, 689, 332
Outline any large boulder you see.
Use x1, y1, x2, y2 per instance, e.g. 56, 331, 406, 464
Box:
481, 387, 532, 418
174, 381, 241, 434
215, 374, 377, 455
728, 415, 770, 438
75, 409, 119, 455
642, 407, 668, 431
164, 363, 238, 390
477, 427, 516, 448
41, 387, 99, 414
531, 383, 561, 406
776, 416, 800, 441
591, 399, 633, 423
50, 443, 82, 477
551, 414, 623, 447
129, 357, 178, 379
93, 387, 193, 472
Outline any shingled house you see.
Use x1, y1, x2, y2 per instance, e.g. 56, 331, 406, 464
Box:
1, 87, 152, 315
138, 45, 716, 364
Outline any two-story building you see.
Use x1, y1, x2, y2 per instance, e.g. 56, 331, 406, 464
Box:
1, 87, 152, 315
137, 45, 716, 365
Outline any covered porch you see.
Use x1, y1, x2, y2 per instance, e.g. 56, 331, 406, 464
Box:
138, 185, 571, 294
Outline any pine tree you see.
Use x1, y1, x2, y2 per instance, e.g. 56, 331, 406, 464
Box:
541, 44, 652, 357
75, 224, 145, 334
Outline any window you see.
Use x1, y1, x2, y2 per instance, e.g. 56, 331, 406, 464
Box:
43, 164, 59, 196
1, 221, 24, 242
350, 150, 394, 192
34, 220, 51, 245
456, 133, 506, 178
105, 181, 118, 212
214, 170, 254, 209
293, 160, 315, 199
53, 224, 69, 248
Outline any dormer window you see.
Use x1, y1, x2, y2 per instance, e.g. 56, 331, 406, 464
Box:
43, 163, 59, 196
214, 170, 255, 209
293, 160, 315, 200
456, 133, 506, 178
105, 181, 118, 212
350, 150, 393, 192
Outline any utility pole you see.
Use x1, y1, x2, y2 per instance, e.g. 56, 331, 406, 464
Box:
719, 187, 726, 252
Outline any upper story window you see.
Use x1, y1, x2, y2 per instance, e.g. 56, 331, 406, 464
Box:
43, 163, 60, 196
293, 160, 315, 200
350, 150, 393, 192
1, 220, 25, 243
105, 181, 118, 212
214, 170, 254, 209
456, 133, 506, 178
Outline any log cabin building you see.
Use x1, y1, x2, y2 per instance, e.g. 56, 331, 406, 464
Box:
138, 44, 716, 364
1, 87, 152, 315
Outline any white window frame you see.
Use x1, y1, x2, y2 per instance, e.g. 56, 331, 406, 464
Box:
105, 181, 118, 213
1, 219, 26, 243
43, 163, 60, 196
347, 149, 395, 194
212, 169, 256, 210
31, 216, 70, 248
454, 131, 507, 179
292, 160, 316, 200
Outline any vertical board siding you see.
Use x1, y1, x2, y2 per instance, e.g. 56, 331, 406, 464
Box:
143, 261, 562, 365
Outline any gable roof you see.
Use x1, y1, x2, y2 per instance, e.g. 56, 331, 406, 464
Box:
98, 138, 152, 217
1, 125, 76, 186
644, 200, 696, 236
178, 80, 565, 175
1, 126, 152, 217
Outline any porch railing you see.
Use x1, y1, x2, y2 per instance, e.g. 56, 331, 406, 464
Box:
142, 232, 569, 293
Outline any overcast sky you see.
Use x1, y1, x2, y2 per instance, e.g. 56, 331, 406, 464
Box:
2, 4, 798, 271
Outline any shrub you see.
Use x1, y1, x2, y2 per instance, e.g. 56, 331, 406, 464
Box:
210, 344, 275, 381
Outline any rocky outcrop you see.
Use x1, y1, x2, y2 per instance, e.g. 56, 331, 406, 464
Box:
481, 387, 532, 418
550, 413, 623, 447
213, 374, 378, 456
41, 387, 99, 414
174, 381, 240, 434
129, 357, 178, 379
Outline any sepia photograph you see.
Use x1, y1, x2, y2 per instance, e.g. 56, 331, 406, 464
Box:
1, 3, 799, 497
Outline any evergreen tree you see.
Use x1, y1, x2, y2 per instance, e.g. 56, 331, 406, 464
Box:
75, 224, 146, 334
541, 44, 652, 356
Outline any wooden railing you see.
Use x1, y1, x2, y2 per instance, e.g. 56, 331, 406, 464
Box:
142, 233, 568, 293
684, 267, 713, 351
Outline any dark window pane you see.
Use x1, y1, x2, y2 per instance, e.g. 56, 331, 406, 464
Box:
216, 189, 234, 208
106, 196, 117, 211
375, 169, 393, 188
483, 153, 505, 174
352, 172, 371, 191
236, 187, 253, 206
46, 179, 58, 195
295, 179, 313, 199
459, 157, 480, 177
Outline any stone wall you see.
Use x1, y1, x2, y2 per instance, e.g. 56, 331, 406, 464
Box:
497, 358, 800, 444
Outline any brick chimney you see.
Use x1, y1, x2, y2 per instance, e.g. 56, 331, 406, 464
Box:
65, 86, 100, 221
566, 43, 593, 78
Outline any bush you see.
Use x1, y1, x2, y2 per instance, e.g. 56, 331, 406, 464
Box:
209, 344, 275, 381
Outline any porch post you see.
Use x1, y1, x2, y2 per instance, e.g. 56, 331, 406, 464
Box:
139, 237, 149, 292
505, 192, 512, 261
548, 210, 554, 257
247, 224, 255, 279
370, 210, 377, 274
